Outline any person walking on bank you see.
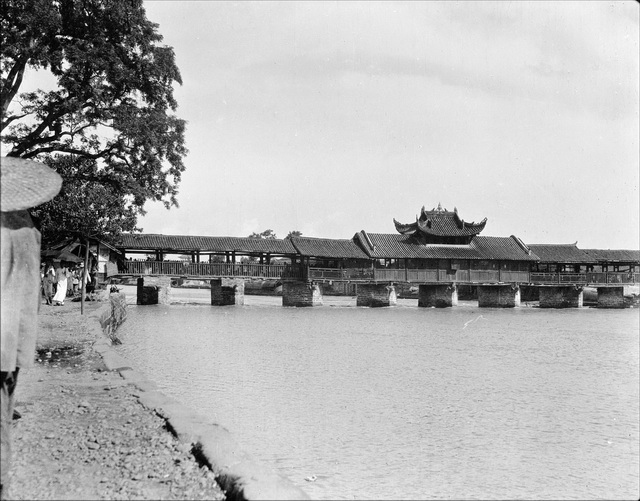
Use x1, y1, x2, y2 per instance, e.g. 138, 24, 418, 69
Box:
52, 262, 71, 306
71, 268, 79, 296
1, 156, 62, 499
41, 266, 56, 305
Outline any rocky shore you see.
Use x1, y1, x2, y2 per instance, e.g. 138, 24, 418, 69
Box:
5, 299, 226, 500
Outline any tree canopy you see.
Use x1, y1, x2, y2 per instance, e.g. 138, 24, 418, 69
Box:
248, 229, 277, 239
1, 0, 186, 245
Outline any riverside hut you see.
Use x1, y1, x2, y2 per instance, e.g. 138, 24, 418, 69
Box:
42, 237, 121, 283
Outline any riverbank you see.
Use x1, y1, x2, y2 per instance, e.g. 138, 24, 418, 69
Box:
5, 298, 226, 500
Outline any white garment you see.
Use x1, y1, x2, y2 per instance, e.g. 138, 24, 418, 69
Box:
53, 276, 67, 303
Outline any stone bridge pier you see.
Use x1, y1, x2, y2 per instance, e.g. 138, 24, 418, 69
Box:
356, 283, 397, 307
210, 278, 245, 306
282, 280, 323, 307
477, 284, 521, 308
538, 285, 584, 308
137, 276, 172, 305
538, 285, 583, 308
597, 286, 625, 308
418, 284, 458, 308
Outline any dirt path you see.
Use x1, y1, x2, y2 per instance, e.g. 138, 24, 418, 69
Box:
5, 300, 226, 500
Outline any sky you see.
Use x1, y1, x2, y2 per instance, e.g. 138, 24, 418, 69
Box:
15, 1, 640, 249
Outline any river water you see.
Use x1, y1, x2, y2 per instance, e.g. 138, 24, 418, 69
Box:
115, 287, 639, 500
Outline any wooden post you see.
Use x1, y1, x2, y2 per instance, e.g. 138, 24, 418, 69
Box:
96, 240, 101, 283
80, 238, 90, 315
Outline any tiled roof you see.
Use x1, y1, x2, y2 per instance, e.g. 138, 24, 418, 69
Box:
45, 237, 121, 254
418, 214, 485, 236
394, 205, 486, 237
356, 232, 481, 259
289, 237, 369, 259
471, 236, 538, 261
116, 233, 297, 255
355, 232, 537, 261
526, 244, 595, 263
581, 249, 640, 263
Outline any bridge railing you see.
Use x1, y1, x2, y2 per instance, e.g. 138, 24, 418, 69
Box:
120, 260, 304, 279
307, 267, 374, 280
529, 272, 640, 285
118, 261, 639, 285
369, 269, 530, 283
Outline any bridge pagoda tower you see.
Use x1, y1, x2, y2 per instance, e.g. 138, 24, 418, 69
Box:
394, 204, 513, 307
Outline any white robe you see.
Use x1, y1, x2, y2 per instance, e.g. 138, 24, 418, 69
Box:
53, 275, 68, 303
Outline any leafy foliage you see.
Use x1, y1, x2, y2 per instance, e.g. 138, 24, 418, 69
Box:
1, 0, 186, 242
248, 229, 277, 239
29, 155, 138, 245
285, 230, 302, 239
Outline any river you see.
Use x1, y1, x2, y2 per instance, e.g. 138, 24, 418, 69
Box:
115, 287, 639, 500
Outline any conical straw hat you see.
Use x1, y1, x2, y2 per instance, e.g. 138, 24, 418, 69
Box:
1, 156, 62, 212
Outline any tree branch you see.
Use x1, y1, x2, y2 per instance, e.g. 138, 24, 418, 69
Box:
1, 56, 28, 120
0, 111, 30, 131
9, 104, 68, 156
22, 143, 116, 160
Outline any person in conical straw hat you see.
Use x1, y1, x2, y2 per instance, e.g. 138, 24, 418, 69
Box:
1, 156, 62, 499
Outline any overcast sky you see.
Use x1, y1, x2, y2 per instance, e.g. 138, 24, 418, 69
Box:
47, 2, 640, 248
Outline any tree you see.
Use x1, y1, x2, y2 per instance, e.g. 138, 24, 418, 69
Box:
285, 230, 302, 239
248, 229, 277, 239
29, 155, 138, 245
1, 0, 186, 243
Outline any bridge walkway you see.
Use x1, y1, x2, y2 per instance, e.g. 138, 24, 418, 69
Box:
113, 261, 640, 286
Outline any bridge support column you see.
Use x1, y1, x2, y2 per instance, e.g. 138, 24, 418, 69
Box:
356, 283, 397, 307
282, 280, 323, 307
137, 276, 171, 305
477, 284, 520, 308
210, 278, 245, 306
418, 284, 458, 308
596, 286, 625, 308
538, 285, 583, 308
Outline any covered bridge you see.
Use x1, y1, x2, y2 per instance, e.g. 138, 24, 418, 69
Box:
117, 233, 297, 264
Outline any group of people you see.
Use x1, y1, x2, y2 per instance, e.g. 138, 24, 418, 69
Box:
40, 262, 97, 306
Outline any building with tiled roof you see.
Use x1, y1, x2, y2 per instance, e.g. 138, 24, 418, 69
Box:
289, 236, 370, 262
116, 233, 297, 264
527, 243, 594, 264
354, 232, 536, 262
114, 204, 537, 282
526, 243, 596, 273
110, 203, 637, 284
581, 249, 640, 273
355, 204, 535, 270
581, 249, 640, 264
393, 203, 487, 244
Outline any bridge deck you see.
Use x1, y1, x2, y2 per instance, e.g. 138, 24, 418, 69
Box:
114, 262, 639, 286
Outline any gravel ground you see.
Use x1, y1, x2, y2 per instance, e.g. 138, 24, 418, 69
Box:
5, 300, 226, 500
